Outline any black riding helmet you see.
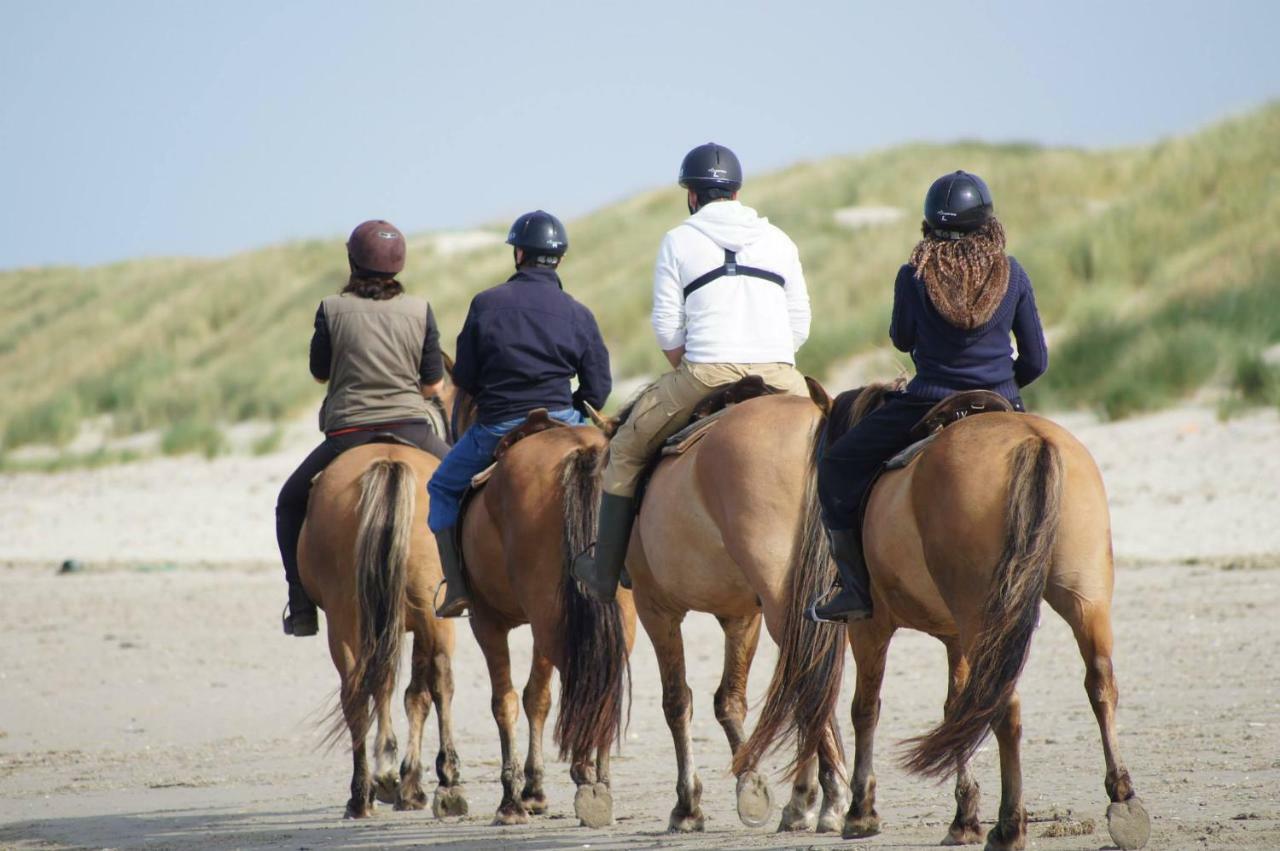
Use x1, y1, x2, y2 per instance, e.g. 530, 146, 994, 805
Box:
923, 171, 994, 238
679, 143, 743, 193
506, 210, 568, 267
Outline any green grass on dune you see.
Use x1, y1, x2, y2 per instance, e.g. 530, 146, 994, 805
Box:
1, 103, 1277, 453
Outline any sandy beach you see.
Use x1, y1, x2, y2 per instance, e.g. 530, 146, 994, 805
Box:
1, 404, 1277, 849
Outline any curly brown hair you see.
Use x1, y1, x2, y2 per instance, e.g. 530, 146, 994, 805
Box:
909, 218, 1010, 330
341, 274, 404, 300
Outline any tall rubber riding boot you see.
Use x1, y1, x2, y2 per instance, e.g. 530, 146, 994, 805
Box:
283, 580, 319, 637
434, 527, 471, 618
571, 493, 635, 603
806, 527, 873, 623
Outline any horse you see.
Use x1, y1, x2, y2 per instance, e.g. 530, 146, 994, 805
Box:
594, 388, 850, 833
738, 381, 1151, 850
296, 369, 467, 820
452, 394, 636, 827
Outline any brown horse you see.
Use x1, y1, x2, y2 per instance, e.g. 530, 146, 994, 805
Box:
298, 442, 468, 820
600, 390, 849, 833
740, 382, 1150, 850
454, 398, 636, 827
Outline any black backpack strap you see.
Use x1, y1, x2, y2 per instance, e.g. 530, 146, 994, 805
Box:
682, 249, 785, 300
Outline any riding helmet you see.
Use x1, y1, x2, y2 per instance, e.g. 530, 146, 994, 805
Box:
347, 219, 406, 276
678, 143, 743, 192
506, 210, 569, 256
923, 171, 994, 237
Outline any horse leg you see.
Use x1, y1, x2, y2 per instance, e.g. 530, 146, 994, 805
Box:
843, 621, 892, 838
473, 616, 527, 825
816, 743, 848, 834
942, 639, 982, 846
371, 684, 400, 805
777, 756, 819, 832
713, 613, 773, 830
396, 631, 431, 811
985, 691, 1027, 851
427, 637, 468, 817
520, 650, 554, 815
638, 602, 704, 832
1059, 598, 1149, 849
329, 631, 374, 820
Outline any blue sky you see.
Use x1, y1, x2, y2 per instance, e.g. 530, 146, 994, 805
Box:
1, 0, 1277, 269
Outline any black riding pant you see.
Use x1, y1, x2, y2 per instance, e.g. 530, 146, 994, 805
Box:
817, 391, 1024, 532
275, 421, 449, 591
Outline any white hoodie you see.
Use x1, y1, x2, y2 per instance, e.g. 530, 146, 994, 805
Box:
651, 200, 811, 364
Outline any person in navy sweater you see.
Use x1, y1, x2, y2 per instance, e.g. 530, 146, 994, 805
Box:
427, 210, 612, 618
810, 171, 1048, 623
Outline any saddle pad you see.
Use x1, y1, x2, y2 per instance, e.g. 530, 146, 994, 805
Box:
660, 406, 732, 457
469, 463, 497, 489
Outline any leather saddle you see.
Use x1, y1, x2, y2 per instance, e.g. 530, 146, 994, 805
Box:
886, 390, 1016, 471
467, 408, 570, 490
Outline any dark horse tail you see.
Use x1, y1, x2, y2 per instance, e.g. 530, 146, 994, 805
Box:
732, 415, 846, 779
902, 435, 1064, 778
329, 458, 415, 745
554, 445, 631, 764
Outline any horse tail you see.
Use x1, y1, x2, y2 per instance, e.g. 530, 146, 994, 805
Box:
901, 435, 1064, 778
733, 417, 846, 780
554, 444, 631, 764
328, 458, 415, 746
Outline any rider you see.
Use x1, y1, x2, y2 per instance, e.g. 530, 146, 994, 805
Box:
278, 219, 451, 637
428, 210, 612, 618
572, 142, 813, 602
809, 170, 1049, 623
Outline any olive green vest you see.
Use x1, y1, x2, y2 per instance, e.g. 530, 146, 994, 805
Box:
318, 293, 432, 432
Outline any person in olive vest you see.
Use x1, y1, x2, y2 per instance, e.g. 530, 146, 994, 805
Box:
276, 219, 450, 637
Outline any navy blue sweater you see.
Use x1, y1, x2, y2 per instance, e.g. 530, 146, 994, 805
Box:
890, 257, 1048, 401
453, 266, 612, 424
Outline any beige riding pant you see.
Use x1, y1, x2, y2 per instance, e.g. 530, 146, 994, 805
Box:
602, 359, 809, 497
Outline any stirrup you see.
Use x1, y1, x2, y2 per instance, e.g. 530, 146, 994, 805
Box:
432, 579, 471, 619
804, 583, 872, 625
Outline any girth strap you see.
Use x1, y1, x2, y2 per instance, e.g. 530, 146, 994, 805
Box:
682, 248, 785, 300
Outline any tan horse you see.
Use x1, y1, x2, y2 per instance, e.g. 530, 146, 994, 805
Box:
740, 383, 1150, 850
603, 391, 849, 833
298, 443, 468, 819
454, 398, 636, 827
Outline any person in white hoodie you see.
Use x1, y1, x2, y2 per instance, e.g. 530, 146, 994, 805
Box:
572, 142, 812, 602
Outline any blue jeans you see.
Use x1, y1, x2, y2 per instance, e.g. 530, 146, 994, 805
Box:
426, 408, 582, 533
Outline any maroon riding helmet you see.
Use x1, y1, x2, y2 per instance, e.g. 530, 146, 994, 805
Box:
347, 219, 406, 277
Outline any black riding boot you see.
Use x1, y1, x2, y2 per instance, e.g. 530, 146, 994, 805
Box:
571, 493, 635, 603
806, 527, 873, 623
434, 527, 471, 618
283, 581, 319, 636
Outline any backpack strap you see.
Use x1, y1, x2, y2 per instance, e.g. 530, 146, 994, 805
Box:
682, 248, 785, 300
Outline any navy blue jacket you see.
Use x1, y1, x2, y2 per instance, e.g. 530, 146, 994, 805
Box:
452, 266, 612, 424
890, 257, 1048, 401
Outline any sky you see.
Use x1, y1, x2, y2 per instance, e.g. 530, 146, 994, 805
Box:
1, 0, 1278, 270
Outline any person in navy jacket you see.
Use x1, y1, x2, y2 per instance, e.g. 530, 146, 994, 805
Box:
810, 171, 1048, 623
427, 210, 611, 617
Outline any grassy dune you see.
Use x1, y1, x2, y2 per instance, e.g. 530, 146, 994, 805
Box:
2, 103, 1277, 457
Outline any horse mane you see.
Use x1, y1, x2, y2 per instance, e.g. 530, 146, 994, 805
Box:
826, 377, 907, 444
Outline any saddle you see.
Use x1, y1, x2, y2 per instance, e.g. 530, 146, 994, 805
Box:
467, 408, 569, 491
886, 390, 1016, 471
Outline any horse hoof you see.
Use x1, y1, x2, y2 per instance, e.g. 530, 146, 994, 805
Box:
1107, 797, 1151, 850
373, 771, 399, 805
344, 800, 374, 820
574, 782, 613, 828
431, 785, 469, 819
395, 787, 428, 811
668, 807, 705, 832
492, 804, 529, 826
843, 814, 881, 839
736, 771, 773, 828
817, 808, 843, 834
521, 791, 549, 815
